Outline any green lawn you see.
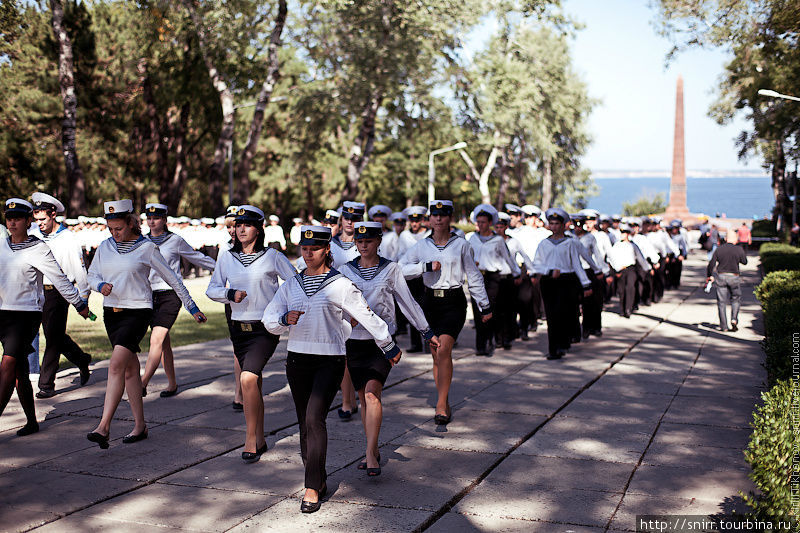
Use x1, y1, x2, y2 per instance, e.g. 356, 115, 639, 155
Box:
38, 277, 230, 366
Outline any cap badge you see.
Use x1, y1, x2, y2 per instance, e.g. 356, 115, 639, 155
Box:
238, 208, 245, 216
347, 207, 354, 213
108, 206, 115, 213
436, 202, 443, 208
8, 202, 16, 209
304, 230, 314, 239
148, 206, 156, 212
358, 225, 367, 233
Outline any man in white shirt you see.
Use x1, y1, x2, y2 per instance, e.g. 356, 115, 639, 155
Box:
30, 193, 93, 397
265, 215, 287, 251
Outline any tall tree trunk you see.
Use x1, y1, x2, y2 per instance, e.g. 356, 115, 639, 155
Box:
516, 141, 527, 205
184, 0, 233, 214
495, 147, 511, 210
771, 140, 787, 227
478, 131, 503, 204
140, 59, 171, 204
162, 102, 191, 212
342, 86, 383, 201
541, 157, 553, 210
234, 0, 287, 203
50, 0, 86, 214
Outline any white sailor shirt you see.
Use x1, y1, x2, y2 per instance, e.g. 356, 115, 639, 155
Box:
264, 225, 287, 248
607, 240, 651, 273
503, 236, 534, 274
148, 231, 217, 291
263, 269, 399, 357
330, 236, 360, 268
578, 233, 610, 276
340, 257, 433, 340
399, 233, 491, 312
592, 230, 613, 262
531, 237, 592, 288
0, 236, 87, 312
380, 230, 401, 261
34, 225, 90, 299
467, 233, 521, 276
87, 236, 199, 313
206, 247, 297, 322
396, 229, 427, 259
632, 234, 660, 264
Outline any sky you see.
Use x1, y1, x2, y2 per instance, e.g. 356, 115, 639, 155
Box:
464, 0, 766, 174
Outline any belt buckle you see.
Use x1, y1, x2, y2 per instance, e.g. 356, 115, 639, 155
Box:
43, 284, 54, 290
433, 289, 445, 298
112, 307, 122, 313
241, 323, 253, 332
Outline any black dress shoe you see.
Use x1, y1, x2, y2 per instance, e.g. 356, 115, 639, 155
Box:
87, 431, 110, 449
338, 408, 352, 419
502, 343, 512, 350
79, 362, 91, 386
141, 386, 147, 398
730, 322, 738, 332
242, 442, 268, 463
520, 331, 529, 340
122, 429, 148, 444
300, 484, 327, 513
160, 388, 178, 398
36, 389, 56, 399
16, 421, 39, 436
590, 329, 603, 337
434, 407, 452, 425
232, 401, 243, 411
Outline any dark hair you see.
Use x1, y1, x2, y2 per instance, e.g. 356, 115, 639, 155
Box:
325, 249, 334, 268
121, 213, 142, 235
476, 211, 492, 221
232, 223, 266, 252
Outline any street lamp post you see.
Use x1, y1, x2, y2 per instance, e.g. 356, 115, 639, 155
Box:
758, 89, 800, 227
428, 141, 467, 205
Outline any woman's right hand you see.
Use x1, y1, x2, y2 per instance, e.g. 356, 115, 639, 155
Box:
286, 310, 305, 325
100, 283, 113, 296
233, 290, 247, 303
431, 261, 441, 271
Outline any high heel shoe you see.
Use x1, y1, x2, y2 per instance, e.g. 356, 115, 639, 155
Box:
358, 453, 380, 470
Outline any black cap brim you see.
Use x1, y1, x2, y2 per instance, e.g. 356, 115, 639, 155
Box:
4, 208, 32, 218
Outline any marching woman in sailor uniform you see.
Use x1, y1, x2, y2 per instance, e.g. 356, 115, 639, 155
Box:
0, 199, 89, 436
223, 205, 244, 411
206, 205, 297, 462
263, 225, 399, 513
467, 204, 521, 354
400, 200, 492, 424
86, 200, 206, 449
30, 192, 93, 397
397, 206, 429, 353
531, 208, 592, 360
340, 221, 440, 476
140, 203, 218, 398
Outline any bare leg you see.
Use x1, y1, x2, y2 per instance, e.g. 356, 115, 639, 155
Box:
362, 381, 383, 468
92, 345, 136, 436
340, 365, 357, 412
233, 356, 243, 404
161, 333, 176, 391
124, 350, 146, 436
431, 335, 454, 416
141, 326, 169, 389
241, 371, 265, 453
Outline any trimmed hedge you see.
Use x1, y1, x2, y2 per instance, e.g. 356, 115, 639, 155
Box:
760, 243, 800, 274
743, 380, 796, 529
754, 270, 800, 384
752, 219, 779, 239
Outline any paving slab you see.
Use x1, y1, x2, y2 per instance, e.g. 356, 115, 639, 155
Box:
428, 512, 606, 532
651, 421, 753, 450
663, 394, 762, 428
610, 492, 752, 532
624, 463, 755, 502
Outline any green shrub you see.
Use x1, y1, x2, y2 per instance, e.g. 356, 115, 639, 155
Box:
761, 243, 800, 257
755, 271, 800, 384
743, 380, 797, 529
760, 243, 800, 274
752, 219, 779, 238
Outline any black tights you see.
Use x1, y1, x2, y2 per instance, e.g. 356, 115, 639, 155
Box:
0, 355, 36, 424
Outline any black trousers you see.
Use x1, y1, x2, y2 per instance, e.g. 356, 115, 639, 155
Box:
38, 288, 88, 391
666, 256, 682, 288
652, 260, 667, 302
539, 273, 580, 356
581, 269, 604, 333
531, 278, 544, 322
635, 266, 653, 306
471, 272, 501, 351
406, 278, 425, 350
616, 267, 636, 316
285, 352, 346, 492
516, 275, 534, 333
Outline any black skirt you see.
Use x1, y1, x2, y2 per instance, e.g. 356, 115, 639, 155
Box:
229, 321, 279, 375
423, 288, 468, 339
345, 338, 392, 390
0, 310, 42, 361
103, 307, 153, 354
151, 290, 182, 329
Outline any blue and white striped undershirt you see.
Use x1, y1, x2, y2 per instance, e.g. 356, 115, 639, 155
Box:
357, 264, 379, 280
8, 236, 38, 251
338, 240, 356, 250
148, 232, 171, 246
301, 272, 328, 297
115, 240, 141, 254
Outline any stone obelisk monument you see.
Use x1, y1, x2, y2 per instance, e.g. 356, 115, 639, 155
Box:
664, 75, 691, 220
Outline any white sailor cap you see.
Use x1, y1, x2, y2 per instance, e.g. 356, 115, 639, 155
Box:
77, 215, 89, 223
65, 218, 78, 225
544, 207, 570, 223
324, 209, 341, 222
225, 205, 239, 218
390, 211, 407, 222
341, 201, 366, 219
145, 203, 169, 216
628, 217, 642, 226
472, 203, 498, 225
599, 214, 613, 223
611, 214, 622, 222
403, 206, 427, 219
368, 205, 391, 219
201, 217, 214, 225
32, 192, 65, 213
619, 223, 633, 233
429, 199, 454, 216
214, 217, 225, 224
292, 217, 302, 223
497, 212, 511, 224
504, 203, 522, 215
268, 214, 279, 222
579, 208, 600, 220
4, 198, 33, 217
97, 218, 107, 225
299, 225, 332, 246
235, 205, 265, 224
354, 221, 384, 239
104, 199, 134, 219
521, 204, 542, 217
190, 219, 201, 226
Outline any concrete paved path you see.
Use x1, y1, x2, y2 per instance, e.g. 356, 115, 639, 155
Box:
0, 255, 765, 532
